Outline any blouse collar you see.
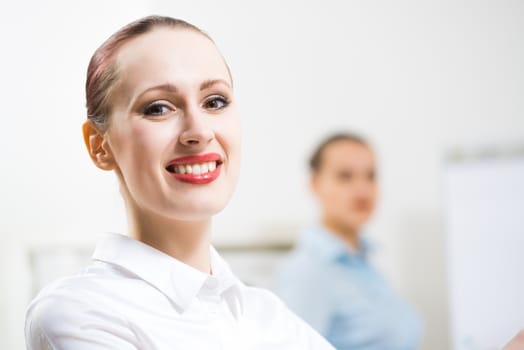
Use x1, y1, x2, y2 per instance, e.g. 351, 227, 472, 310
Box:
300, 225, 372, 263
92, 232, 244, 317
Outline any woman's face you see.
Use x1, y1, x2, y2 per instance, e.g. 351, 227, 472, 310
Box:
311, 140, 377, 232
96, 28, 240, 221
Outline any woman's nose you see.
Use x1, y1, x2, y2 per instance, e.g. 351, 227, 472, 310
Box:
178, 110, 214, 147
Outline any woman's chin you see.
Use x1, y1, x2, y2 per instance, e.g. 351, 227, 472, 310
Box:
160, 200, 228, 222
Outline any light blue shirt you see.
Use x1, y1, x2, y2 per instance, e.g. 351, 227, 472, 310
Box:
276, 226, 423, 350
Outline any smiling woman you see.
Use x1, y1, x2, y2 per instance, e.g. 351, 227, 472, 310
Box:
24, 15, 334, 350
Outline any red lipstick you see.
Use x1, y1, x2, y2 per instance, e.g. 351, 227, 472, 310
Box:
165, 153, 222, 185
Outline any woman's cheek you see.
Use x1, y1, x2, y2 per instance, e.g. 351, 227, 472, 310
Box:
215, 114, 241, 161
130, 121, 172, 155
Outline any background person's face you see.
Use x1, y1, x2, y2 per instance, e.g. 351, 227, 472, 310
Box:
312, 140, 377, 232
104, 28, 241, 221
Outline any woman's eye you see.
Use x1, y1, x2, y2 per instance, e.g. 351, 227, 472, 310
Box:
143, 103, 172, 117
204, 95, 229, 110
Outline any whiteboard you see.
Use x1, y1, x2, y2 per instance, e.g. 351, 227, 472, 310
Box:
444, 156, 524, 350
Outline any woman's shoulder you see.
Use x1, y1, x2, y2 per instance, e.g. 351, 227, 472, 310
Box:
241, 284, 320, 324
239, 285, 335, 349
238, 284, 299, 324
26, 264, 115, 323
31, 261, 134, 301
28, 259, 150, 310
242, 285, 284, 306
25, 262, 142, 349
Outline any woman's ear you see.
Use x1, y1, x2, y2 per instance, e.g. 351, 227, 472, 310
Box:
82, 120, 116, 171
309, 172, 319, 196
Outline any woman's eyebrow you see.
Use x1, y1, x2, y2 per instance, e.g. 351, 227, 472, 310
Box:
136, 79, 230, 98
130, 83, 178, 106
140, 83, 179, 95
200, 79, 231, 91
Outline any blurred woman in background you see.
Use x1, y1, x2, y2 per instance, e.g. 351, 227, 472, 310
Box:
276, 133, 423, 350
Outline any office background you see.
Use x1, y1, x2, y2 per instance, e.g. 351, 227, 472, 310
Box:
1, 1, 523, 349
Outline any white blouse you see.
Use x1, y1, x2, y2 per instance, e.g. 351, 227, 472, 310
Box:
25, 233, 334, 350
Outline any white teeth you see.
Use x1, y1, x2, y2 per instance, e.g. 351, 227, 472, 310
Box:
192, 164, 201, 175
172, 161, 218, 175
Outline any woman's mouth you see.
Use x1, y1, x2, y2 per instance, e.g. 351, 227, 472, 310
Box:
165, 153, 223, 184
167, 161, 218, 175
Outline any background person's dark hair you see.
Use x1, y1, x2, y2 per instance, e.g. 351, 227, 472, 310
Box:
309, 133, 369, 172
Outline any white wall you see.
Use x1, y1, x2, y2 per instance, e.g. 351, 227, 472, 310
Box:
1, 1, 523, 349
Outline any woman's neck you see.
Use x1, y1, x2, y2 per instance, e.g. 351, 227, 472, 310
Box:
322, 216, 361, 251
127, 206, 213, 274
